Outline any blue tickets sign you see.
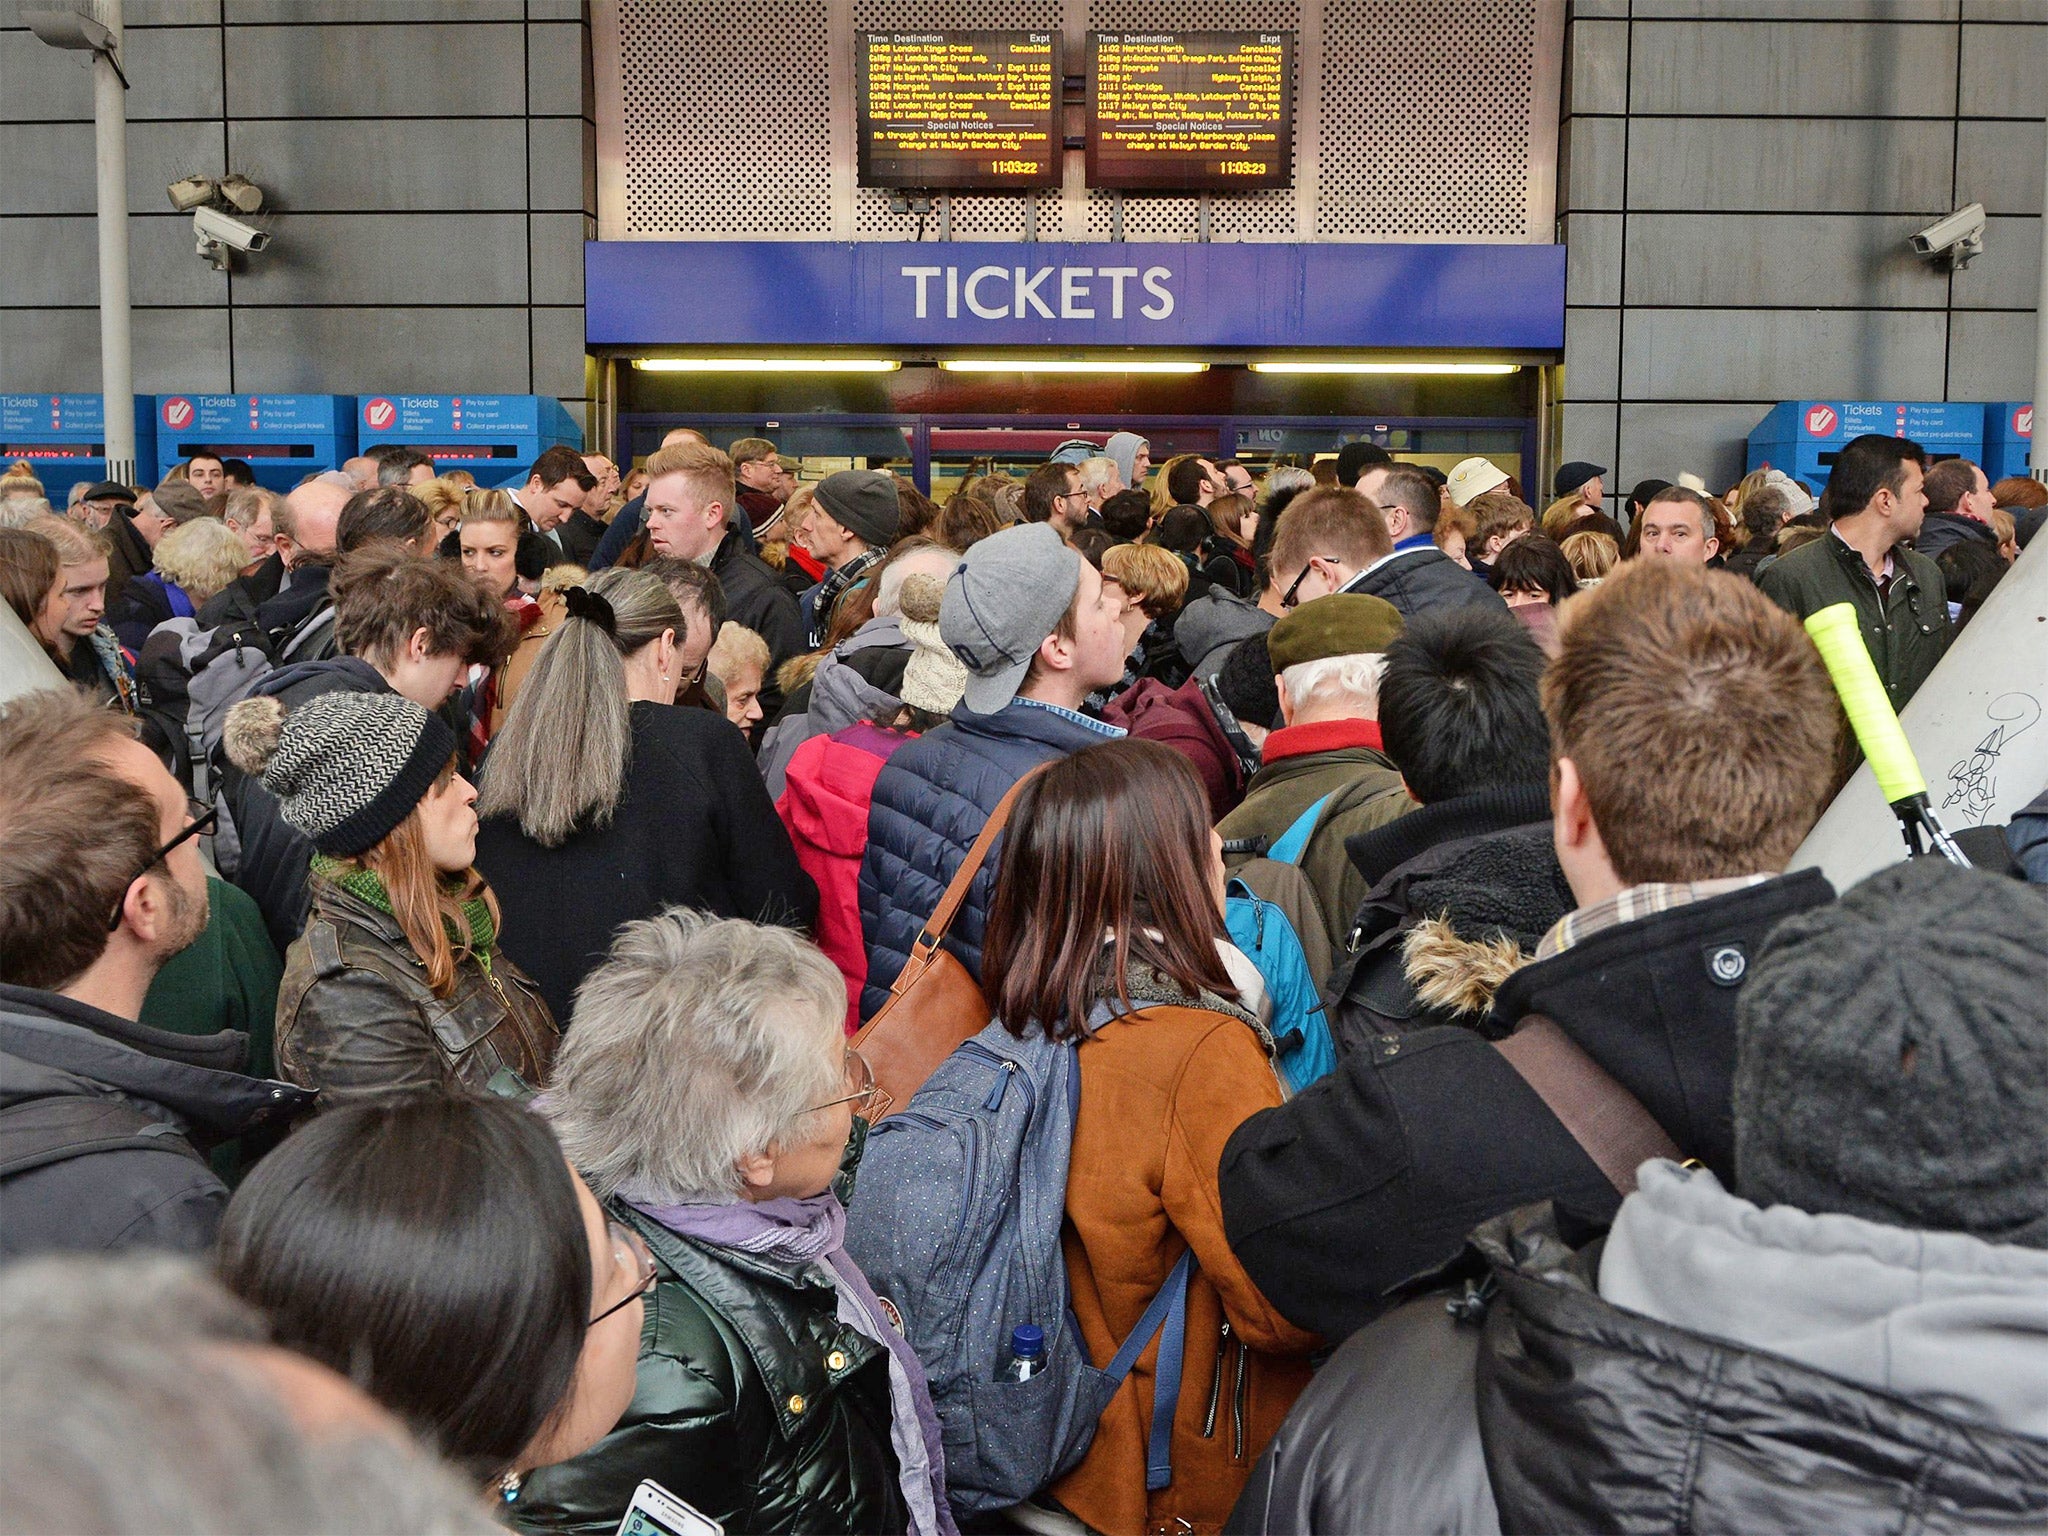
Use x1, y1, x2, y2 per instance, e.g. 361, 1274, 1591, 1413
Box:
358, 394, 577, 438
156, 393, 351, 436
585, 240, 1566, 351
1, 393, 117, 435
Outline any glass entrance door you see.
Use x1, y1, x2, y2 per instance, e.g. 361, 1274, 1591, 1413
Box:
615, 412, 1539, 502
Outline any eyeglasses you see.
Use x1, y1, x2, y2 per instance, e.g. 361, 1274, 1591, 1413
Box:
1280, 556, 1339, 610
807, 1045, 892, 1121
589, 1220, 659, 1327
106, 798, 217, 932
1058, 488, 1090, 504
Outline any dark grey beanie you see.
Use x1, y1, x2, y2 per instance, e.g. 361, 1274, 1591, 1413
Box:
1735, 857, 2048, 1248
813, 469, 902, 550
222, 690, 459, 857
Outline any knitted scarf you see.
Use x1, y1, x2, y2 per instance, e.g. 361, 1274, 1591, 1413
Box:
310, 854, 497, 978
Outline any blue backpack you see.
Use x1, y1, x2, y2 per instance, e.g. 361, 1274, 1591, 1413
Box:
843, 1017, 1195, 1515
1223, 795, 1340, 1093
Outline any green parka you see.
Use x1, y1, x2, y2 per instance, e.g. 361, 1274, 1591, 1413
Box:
1756, 528, 1950, 710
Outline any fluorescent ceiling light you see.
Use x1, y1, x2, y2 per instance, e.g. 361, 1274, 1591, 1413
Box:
939, 359, 1209, 375
1249, 360, 1520, 375
632, 358, 900, 373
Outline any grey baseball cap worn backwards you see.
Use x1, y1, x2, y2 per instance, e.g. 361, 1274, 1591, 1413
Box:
938, 523, 1082, 715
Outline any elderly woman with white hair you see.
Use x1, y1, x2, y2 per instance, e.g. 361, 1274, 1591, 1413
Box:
511, 910, 954, 1536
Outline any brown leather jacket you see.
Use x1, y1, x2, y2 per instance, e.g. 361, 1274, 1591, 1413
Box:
276, 882, 557, 1110
1051, 988, 1319, 1536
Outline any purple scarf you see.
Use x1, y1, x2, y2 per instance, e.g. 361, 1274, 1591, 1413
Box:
626, 1191, 958, 1536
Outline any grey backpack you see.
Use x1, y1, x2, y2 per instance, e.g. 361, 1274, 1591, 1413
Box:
844, 1017, 1193, 1515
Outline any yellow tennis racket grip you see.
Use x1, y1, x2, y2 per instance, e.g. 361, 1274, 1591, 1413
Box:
1804, 602, 1926, 803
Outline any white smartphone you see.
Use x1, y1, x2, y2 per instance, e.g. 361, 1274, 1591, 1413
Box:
615, 1479, 724, 1536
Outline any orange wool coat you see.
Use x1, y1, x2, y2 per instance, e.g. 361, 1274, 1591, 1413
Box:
1050, 1004, 1319, 1536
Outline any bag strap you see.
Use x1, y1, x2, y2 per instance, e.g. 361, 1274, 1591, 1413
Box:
1493, 1015, 1681, 1197
894, 765, 1046, 987
1096, 1247, 1196, 1492
0, 1097, 202, 1181
1265, 793, 1335, 867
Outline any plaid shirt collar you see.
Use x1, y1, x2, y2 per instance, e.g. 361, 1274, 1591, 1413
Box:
1536, 874, 1775, 960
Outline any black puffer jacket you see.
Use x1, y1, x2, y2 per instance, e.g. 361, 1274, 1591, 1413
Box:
1230, 1200, 2048, 1535
509, 1200, 907, 1536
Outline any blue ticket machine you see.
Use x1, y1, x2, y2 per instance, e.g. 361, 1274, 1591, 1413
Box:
1748, 401, 1985, 493
153, 394, 357, 493
355, 394, 582, 482
1983, 402, 2035, 483
0, 394, 158, 503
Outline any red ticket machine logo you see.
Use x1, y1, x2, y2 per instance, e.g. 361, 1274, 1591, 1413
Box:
2016, 405, 2033, 439
1804, 403, 1838, 438
161, 396, 193, 429
364, 397, 396, 431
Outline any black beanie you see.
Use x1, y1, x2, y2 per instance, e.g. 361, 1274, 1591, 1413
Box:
1216, 633, 1282, 733
1735, 858, 2048, 1248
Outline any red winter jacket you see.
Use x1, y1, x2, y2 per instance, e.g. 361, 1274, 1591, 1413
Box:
1102, 675, 1248, 821
777, 723, 911, 1033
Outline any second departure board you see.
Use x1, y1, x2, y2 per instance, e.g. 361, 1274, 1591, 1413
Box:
1086, 31, 1294, 191
857, 31, 1063, 190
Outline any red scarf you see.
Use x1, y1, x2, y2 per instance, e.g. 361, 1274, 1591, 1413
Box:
1260, 717, 1384, 765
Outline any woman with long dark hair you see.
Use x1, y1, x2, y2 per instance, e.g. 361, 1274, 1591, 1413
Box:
217, 1095, 646, 1493
223, 687, 557, 1107
979, 739, 1316, 1536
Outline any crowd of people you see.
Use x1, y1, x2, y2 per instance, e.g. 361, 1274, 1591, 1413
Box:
2, 424, 2045, 1535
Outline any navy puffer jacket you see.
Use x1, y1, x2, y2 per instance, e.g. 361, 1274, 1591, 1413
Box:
857, 701, 1122, 1019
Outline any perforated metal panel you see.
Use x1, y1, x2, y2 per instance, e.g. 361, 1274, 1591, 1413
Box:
599, 0, 1555, 242
1319, 0, 1540, 237
613, 0, 834, 236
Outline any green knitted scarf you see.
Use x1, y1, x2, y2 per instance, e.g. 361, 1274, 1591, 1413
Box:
310, 854, 497, 977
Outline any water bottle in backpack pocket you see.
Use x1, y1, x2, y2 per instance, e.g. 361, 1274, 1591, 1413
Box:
843, 1020, 1196, 1515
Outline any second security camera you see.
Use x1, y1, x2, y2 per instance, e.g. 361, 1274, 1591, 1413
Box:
1909, 203, 1985, 269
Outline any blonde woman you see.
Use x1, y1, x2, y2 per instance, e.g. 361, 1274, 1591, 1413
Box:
108, 515, 247, 650
457, 487, 561, 753
415, 476, 469, 549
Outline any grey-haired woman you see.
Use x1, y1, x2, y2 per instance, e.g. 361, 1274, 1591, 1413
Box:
472, 568, 816, 1023
510, 910, 952, 1536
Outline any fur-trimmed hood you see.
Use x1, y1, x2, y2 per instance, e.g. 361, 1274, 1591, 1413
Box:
1400, 915, 1532, 1020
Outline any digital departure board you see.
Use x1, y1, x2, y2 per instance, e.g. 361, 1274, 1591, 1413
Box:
1086, 32, 1294, 191
857, 31, 1062, 190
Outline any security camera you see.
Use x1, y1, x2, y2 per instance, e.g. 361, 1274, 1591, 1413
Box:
1909, 203, 1985, 269
194, 206, 269, 253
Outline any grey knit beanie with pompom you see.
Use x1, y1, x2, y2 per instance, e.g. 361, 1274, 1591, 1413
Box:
223, 689, 459, 856
1734, 857, 2048, 1248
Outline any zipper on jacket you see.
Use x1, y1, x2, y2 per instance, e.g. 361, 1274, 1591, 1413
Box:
1201, 1320, 1231, 1438
1231, 1338, 1250, 1462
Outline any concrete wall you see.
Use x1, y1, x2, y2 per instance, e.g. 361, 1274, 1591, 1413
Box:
0, 0, 595, 429
1556, 0, 2045, 499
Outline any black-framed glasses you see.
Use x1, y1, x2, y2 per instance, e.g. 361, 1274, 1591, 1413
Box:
106, 798, 216, 932
1281, 556, 1338, 610
807, 1045, 891, 1121
589, 1220, 659, 1327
